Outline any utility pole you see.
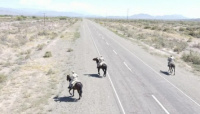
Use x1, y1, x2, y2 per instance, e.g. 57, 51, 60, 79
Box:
106, 9, 108, 20
127, 8, 129, 21
43, 13, 45, 27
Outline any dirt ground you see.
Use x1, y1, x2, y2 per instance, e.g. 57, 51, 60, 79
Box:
0, 19, 83, 113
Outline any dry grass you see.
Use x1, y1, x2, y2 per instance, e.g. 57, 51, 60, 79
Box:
182, 51, 200, 65
182, 51, 200, 71
74, 30, 80, 39
0, 15, 81, 113
0, 74, 6, 83
37, 44, 46, 51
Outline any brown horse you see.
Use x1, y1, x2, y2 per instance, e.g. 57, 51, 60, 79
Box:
168, 63, 175, 75
66, 75, 83, 100
93, 57, 107, 77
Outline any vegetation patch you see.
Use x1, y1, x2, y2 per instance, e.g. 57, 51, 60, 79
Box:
37, 44, 46, 51
0, 74, 6, 83
67, 48, 73, 52
182, 51, 200, 65
43, 51, 52, 58
74, 31, 80, 39
59, 16, 67, 20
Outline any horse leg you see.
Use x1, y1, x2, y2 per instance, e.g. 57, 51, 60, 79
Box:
104, 67, 107, 77
174, 66, 175, 75
168, 66, 170, 72
78, 90, 81, 100
69, 89, 72, 95
72, 89, 74, 97
98, 68, 100, 75
103, 69, 106, 77
169, 66, 172, 74
78, 86, 83, 100
170, 67, 173, 74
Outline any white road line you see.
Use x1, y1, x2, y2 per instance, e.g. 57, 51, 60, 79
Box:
106, 30, 200, 108
152, 95, 170, 114
113, 50, 117, 55
106, 42, 109, 45
85, 22, 126, 114
123, 62, 132, 71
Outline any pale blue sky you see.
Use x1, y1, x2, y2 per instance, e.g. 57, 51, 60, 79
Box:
0, 0, 200, 18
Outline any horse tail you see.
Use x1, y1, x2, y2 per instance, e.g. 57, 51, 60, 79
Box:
105, 64, 107, 74
102, 64, 107, 76
174, 64, 175, 75
80, 83, 83, 97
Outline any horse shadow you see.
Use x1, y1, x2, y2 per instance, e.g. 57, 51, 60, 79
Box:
160, 70, 170, 76
84, 74, 103, 78
53, 96, 78, 102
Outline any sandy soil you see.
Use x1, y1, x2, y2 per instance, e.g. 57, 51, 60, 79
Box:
0, 19, 83, 113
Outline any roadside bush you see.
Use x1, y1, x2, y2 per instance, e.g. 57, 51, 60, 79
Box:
186, 27, 194, 31
187, 38, 192, 42
149, 37, 187, 52
193, 43, 200, 49
173, 41, 188, 53
60, 35, 64, 38
16, 15, 27, 21
0, 74, 6, 83
47, 69, 55, 75
179, 27, 185, 31
74, 32, 80, 39
32, 16, 37, 19
188, 31, 196, 36
37, 44, 45, 51
38, 31, 50, 36
16, 35, 28, 46
144, 26, 151, 29
188, 31, 200, 38
59, 17, 67, 20
151, 26, 159, 30
182, 51, 200, 65
50, 32, 58, 39
43, 51, 52, 58
16, 16, 23, 21
163, 28, 170, 32
67, 48, 73, 52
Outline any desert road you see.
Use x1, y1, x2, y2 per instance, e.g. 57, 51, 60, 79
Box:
50, 19, 200, 114
82, 19, 200, 114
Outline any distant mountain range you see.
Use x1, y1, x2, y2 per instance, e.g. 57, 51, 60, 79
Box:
0, 7, 84, 17
107, 14, 188, 20
0, 7, 192, 20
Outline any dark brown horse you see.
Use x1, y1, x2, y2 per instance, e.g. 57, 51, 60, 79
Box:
168, 63, 175, 75
93, 57, 107, 77
66, 75, 83, 100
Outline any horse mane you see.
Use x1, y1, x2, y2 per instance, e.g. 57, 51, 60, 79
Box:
93, 57, 99, 63
67, 75, 71, 81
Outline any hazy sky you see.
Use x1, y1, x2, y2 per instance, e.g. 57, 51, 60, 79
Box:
0, 0, 200, 18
